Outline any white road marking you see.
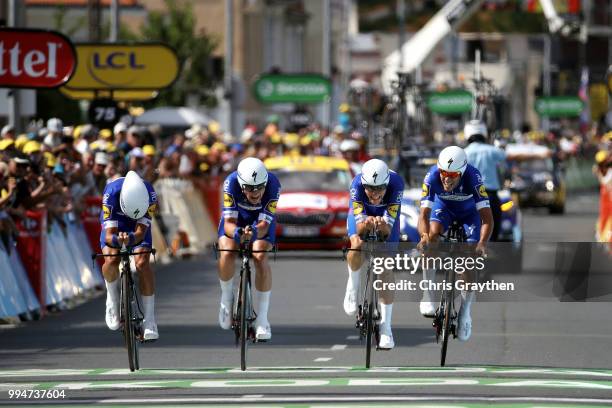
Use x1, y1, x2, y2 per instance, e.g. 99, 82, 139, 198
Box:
346, 335, 359, 340
331, 344, 347, 350
3, 366, 612, 378
93, 396, 612, 405
5, 377, 612, 390
314, 358, 332, 362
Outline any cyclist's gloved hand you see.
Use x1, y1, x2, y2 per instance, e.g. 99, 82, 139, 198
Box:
127, 232, 136, 247
111, 233, 120, 248
249, 224, 259, 241
475, 242, 487, 258
417, 233, 430, 252
233, 227, 244, 244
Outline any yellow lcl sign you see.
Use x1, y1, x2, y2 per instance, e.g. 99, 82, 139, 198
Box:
65, 43, 179, 90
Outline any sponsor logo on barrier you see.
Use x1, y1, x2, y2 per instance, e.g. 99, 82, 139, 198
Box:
223, 193, 234, 208
20, 218, 39, 232
478, 185, 488, 198
102, 205, 111, 220
266, 199, 278, 214
353, 201, 364, 215
387, 204, 399, 219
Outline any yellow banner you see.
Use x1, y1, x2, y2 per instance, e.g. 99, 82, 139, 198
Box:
65, 43, 179, 90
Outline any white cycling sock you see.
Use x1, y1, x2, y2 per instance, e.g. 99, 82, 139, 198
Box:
347, 264, 361, 292
254, 289, 270, 324
105, 279, 119, 305
421, 268, 436, 300
219, 278, 233, 305
460, 290, 475, 314
142, 295, 155, 323
379, 302, 393, 330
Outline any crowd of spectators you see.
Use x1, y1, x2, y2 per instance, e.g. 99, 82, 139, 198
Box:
0, 115, 372, 241
1, 108, 610, 243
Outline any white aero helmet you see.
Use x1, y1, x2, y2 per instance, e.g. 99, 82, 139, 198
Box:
120, 171, 150, 219
237, 157, 268, 188
361, 158, 390, 187
464, 120, 488, 139
437, 146, 468, 177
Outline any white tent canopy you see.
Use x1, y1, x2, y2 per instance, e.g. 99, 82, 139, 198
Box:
135, 107, 211, 127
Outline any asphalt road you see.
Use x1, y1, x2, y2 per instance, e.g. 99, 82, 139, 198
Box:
1, 192, 610, 407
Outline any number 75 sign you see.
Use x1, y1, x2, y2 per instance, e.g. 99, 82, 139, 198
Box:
87, 98, 127, 129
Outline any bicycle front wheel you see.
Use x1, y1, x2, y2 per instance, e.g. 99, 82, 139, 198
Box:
121, 268, 137, 372
365, 301, 373, 369
440, 284, 454, 367
239, 269, 250, 371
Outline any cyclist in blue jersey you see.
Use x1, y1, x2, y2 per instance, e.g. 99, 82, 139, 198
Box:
217, 157, 281, 340
417, 146, 493, 341
100, 170, 159, 340
344, 158, 404, 349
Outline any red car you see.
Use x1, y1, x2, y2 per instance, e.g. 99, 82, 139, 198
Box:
264, 155, 353, 250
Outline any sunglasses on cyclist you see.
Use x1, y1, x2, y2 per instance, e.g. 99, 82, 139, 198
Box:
439, 170, 461, 179
242, 182, 267, 192
363, 184, 387, 192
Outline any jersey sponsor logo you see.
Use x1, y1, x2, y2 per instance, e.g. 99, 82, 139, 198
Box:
421, 183, 429, 197
353, 201, 364, 215
102, 205, 111, 220
147, 203, 157, 217
396, 191, 403, 202
223, 179, 230, 191
266, 199, 278, 214
387, 204, 399, 219
350, 188, 357, 200
439, 193, 473, 201
150, 191, 157, 202
223, 193, 234, 207
478, 185, 488, 198
102, 193, 110, 204
237, 202, 262, 211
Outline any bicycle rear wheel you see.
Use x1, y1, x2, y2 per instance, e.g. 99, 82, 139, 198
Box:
239, 268, 250, 371
121, 267, 137, 372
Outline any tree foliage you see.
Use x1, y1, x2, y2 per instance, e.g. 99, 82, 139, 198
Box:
140, 0, 220, 108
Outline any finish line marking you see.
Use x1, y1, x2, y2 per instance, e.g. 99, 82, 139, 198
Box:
94, 396, 612, 405
2, 377, 612, 391
3, 366, 612, 378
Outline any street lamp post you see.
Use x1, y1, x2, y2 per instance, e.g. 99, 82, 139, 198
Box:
110, 0, 119, 42
224, 0, 235, 137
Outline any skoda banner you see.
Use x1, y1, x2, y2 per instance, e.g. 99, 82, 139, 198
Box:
535, 96, 584, 117
427, 90, 473, 115
65, 43, 179, 90
253, 74, 331, 104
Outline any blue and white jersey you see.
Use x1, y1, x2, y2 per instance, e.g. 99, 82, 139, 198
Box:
349, 171, 404, 227
100, 177, 157, 231
221, 171, 281, 226
420, 164, 490, 216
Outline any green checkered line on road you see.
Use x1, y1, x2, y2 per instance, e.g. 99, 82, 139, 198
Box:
3, 377, 612, 390
5, 404, 612, 408
3, 366, 612, 378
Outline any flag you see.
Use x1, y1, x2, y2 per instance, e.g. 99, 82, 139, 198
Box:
578, 67, 590, 133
